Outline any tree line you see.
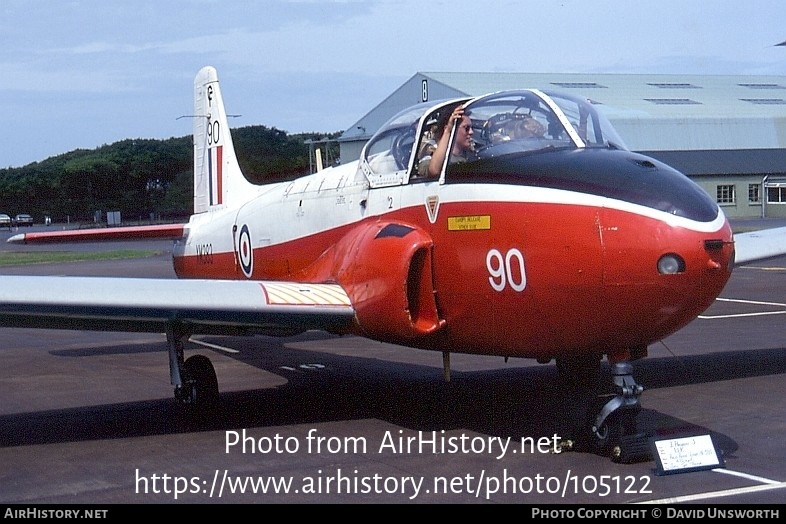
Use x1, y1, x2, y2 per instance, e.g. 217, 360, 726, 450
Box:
0, 126, 341, 224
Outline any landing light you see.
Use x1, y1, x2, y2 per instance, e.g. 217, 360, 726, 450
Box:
657, 253, 685, 275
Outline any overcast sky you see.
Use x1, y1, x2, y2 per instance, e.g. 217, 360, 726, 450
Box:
2, 0, 784, 168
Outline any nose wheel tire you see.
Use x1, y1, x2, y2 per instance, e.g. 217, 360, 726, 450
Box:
590, 405, 643, 462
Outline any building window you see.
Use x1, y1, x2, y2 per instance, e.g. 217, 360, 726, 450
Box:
644, 98, 701, 105
647, 83, 701, 89
550, 82, 607, 89
767, 186, 786, 204
716, 185, 736, 204
740, 98, 786, 105
748, 184, 761, 204
739, 83, 786, 90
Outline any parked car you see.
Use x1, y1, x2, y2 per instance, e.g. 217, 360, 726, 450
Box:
0, 214, 11, 229
13, 214, 33, 227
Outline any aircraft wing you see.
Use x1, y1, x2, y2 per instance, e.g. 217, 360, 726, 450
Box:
734, 226, 786, 265
6, 224, 186, 244
0, 276, 355, 336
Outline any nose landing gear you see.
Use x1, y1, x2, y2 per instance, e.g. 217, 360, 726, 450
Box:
558, 357, 650, 463
589, 362, 649, 463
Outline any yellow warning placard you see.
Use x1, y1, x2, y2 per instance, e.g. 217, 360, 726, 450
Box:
447, 215, 491, 231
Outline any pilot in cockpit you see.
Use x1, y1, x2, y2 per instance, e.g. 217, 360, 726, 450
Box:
417, 105, 476, 178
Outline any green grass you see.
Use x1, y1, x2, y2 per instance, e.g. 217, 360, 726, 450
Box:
0, 250, 162, 266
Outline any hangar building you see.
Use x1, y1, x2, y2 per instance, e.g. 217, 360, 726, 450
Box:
338, 73, 786, 219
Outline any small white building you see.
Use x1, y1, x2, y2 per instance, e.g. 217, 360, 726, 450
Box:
339, 73, 786, 219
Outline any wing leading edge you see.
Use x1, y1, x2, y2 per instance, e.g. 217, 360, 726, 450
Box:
0, 276, 355, 337
734, 226, 786, 266
6, 224, 186, 244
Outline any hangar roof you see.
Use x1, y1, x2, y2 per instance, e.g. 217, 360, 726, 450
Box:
341, 72, 786, 152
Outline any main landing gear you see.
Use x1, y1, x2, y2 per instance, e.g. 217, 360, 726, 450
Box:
166, 322, 219, 407
557, 357, 649, 463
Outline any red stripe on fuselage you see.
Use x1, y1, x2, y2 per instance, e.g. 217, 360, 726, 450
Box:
172, 200, 732, 360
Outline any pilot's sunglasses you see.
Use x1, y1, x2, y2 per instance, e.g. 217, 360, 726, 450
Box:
460, 124, 472, 132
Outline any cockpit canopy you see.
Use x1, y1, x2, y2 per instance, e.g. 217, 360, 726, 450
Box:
360, 89, 627, 186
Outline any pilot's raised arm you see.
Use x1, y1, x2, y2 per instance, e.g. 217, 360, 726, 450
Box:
420, 105, 474, 178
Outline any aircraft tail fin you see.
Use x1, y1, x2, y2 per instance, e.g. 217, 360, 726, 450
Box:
192, 66, 256, 214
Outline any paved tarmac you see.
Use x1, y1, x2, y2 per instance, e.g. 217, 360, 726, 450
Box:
0, 224, 785, 504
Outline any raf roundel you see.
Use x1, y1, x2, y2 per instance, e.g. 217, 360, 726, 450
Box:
238, 224, 253, 278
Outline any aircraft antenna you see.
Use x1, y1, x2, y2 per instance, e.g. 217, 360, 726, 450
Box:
176, 114, 241, 120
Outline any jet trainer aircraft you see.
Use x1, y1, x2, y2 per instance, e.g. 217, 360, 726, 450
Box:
3, 66, 786, 461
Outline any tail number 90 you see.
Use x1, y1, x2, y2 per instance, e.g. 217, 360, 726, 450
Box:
487, 248, 527, 292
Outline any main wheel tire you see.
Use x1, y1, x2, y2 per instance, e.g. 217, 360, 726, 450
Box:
180, 355, 219, 406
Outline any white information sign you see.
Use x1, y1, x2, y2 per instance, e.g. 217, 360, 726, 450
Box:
652, 434, 723, 475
